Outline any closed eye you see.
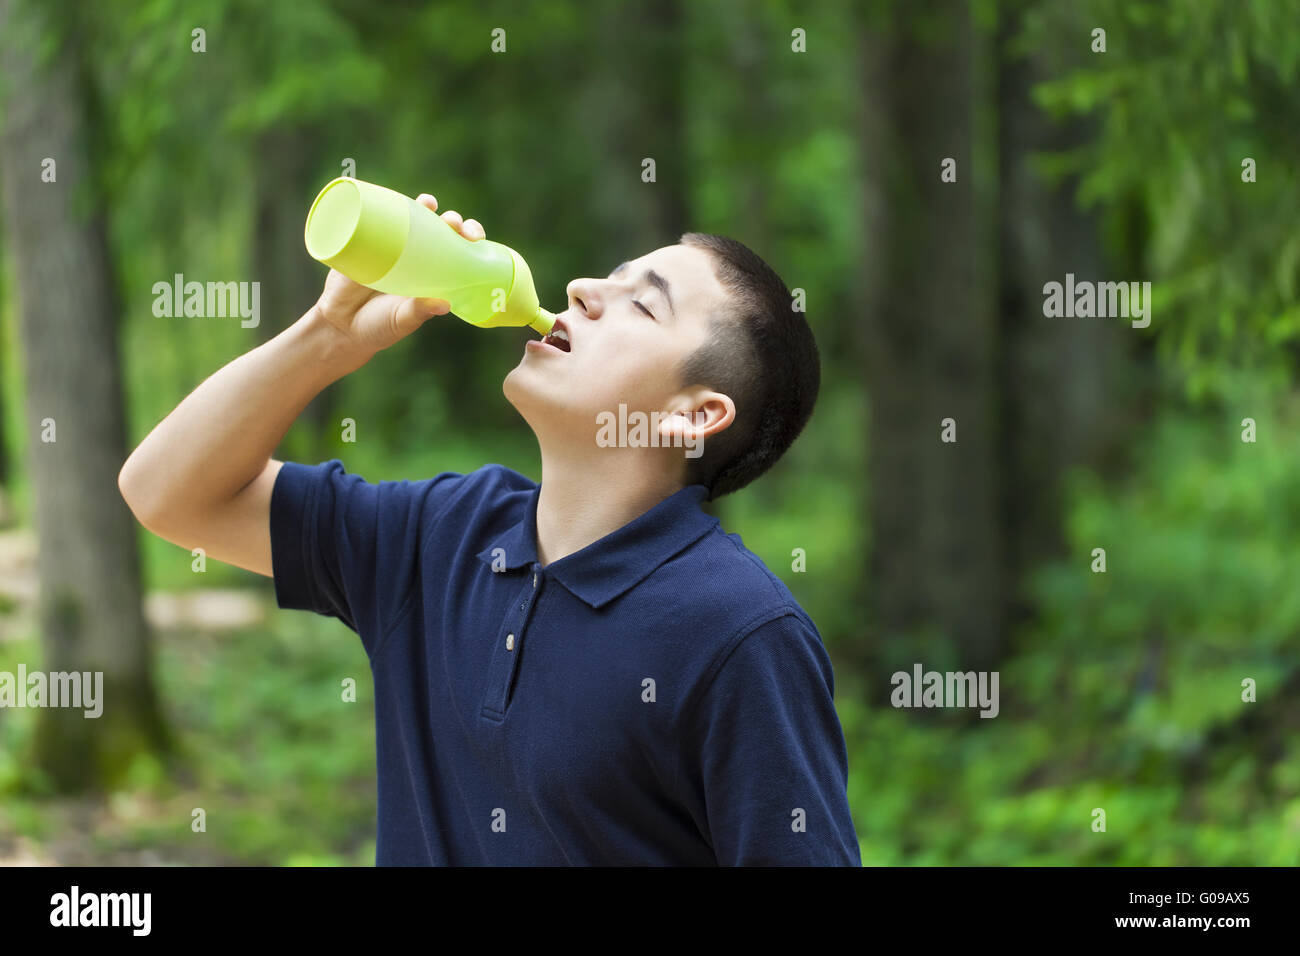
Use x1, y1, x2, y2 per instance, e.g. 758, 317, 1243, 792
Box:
633, 300, 656, 320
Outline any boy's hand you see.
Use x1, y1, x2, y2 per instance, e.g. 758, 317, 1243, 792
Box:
310, 193, 486, 360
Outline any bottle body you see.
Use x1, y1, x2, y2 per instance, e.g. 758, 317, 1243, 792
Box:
303, 176, 555, 333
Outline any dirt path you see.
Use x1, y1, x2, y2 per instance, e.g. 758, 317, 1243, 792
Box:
0, 527, 264, 642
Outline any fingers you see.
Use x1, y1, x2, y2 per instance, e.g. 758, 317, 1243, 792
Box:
416, 191, 485, 241
440, 208, 486, 241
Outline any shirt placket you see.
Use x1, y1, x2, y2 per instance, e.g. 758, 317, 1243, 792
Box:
481, 563, 545, 719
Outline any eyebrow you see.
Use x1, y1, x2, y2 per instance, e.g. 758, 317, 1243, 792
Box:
609, 261, 676, 318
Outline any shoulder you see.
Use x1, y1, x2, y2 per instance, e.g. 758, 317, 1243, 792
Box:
446, 462, 538, 505
659, 522, 822, 663
400, 462, 538, 540
273, 458, 537, 526
683, 524, 814, 624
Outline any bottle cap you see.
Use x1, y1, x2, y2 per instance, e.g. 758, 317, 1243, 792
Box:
304, 177, 408, 284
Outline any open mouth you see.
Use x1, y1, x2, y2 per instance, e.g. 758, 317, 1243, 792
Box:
540, 321, 571, 353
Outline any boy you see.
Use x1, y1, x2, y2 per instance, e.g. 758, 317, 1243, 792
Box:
119, 192, 861, 866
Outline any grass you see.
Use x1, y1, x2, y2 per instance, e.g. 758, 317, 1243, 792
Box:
0, 605, 379, 866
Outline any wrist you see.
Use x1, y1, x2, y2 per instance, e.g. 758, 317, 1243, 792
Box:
288, 305, 374, 380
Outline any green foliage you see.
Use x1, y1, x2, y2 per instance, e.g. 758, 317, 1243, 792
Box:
843, 376, 1300, 864
0, 613, 378, 865
1028, 0, 1300, 390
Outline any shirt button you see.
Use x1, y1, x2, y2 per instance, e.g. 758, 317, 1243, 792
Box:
533, 572, 539, 588
506, 633, 515, 651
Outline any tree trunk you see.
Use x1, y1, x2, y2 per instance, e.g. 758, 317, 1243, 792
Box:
584, 0, 690, 252
0, 288, 10, 505
860, 7, 1005, 679
0, 217, 10, 513
0, 0, 170, 790
996, 3, 1135, 624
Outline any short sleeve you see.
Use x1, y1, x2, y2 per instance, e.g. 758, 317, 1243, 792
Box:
269, 459, 464, 653
679, 612, 862, 866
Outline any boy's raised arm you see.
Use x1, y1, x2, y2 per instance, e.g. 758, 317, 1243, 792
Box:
117, 193, 483, 577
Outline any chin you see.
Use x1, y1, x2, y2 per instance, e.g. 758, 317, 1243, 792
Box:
503, 368, 560, 427
508, 373, 612, 443
502, 368, 530, 417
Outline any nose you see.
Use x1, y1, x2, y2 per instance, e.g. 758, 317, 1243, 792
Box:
565, 277, 605, 320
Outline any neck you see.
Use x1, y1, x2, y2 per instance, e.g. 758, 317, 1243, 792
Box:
534, 441, 685, 566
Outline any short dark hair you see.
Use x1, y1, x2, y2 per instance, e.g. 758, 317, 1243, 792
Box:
676, 232, 820, 500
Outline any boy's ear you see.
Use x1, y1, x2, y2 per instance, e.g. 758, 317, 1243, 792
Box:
657, 390, 735, 445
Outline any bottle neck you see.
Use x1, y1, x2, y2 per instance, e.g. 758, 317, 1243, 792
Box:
529, 308, 557, 334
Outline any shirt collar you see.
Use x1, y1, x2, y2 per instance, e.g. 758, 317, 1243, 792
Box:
476, 482, 718, 608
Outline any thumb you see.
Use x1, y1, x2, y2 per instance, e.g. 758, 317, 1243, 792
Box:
392, 296, 450, 337
414, 296, 451, 319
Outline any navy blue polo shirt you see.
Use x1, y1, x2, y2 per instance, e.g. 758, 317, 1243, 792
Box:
269, 458, 861, 866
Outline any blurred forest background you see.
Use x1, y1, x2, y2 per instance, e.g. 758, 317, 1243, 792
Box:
1, 0, 1298, 865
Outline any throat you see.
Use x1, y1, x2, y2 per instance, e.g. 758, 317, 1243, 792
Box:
533, 467, 681, 566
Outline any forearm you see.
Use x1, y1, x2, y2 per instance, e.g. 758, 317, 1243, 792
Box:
119, 307, 365, 528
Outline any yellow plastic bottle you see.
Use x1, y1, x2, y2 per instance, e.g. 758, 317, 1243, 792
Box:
303, 176, 556, 334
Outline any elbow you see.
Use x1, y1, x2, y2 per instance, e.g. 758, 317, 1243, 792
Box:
118, 454, 161, 530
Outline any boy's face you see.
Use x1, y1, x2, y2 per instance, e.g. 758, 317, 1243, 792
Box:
504, 243, 730, 449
